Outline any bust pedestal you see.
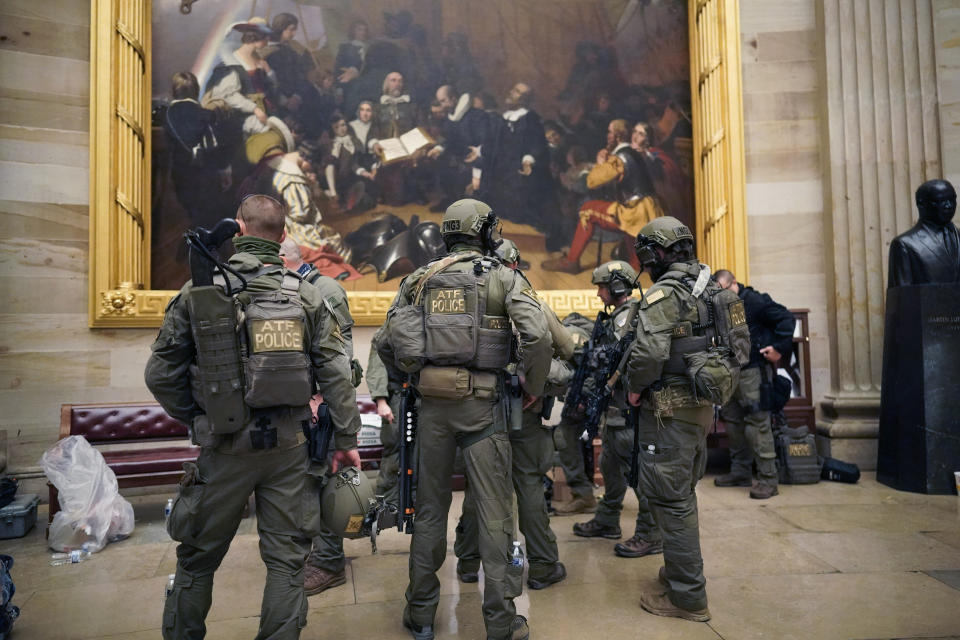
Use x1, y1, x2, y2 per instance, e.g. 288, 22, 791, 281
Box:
877, 284, 960, 494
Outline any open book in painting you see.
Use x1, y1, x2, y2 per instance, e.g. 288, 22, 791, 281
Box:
376, 127, 435, 164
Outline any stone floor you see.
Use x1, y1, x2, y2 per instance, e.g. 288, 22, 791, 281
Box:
3, 472, 959, 640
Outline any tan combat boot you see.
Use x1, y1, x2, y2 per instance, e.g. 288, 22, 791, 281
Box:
640, 591, 711, 622
304, 566, 346, 596
554, 492, 597, 515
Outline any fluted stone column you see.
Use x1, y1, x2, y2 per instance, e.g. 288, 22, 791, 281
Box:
817, 0, 943, 469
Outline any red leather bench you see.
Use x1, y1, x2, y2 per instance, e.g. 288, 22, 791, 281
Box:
49, 397, 384, 525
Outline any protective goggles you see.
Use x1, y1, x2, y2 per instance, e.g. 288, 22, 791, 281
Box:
634, 236, 660, 267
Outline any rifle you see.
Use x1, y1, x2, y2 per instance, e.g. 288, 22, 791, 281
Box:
581, 306, 641, 441
397, 381, 419, 533
561, 311, 609, 421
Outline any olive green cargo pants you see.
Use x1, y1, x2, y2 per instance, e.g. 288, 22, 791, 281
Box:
555, 414, 595, 500
719, 365, 778, 484
163, 444, 319, 640
374, 394, 402, 504
455, 408, 560, 580
637, 405, 712, 612
405, 395, 517, 639
594, 419, 660, 543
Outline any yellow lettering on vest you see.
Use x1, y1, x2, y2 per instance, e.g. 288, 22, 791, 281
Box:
250, 319, 305, 353
428, 288, 467, 314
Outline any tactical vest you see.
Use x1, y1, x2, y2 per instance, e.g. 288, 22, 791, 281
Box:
189, 266, 314, 434
385, 252, 512, 373
658, 269, 750, 375
646, 266, 750, 406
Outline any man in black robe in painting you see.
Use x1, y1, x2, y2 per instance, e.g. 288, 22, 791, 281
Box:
427, 84, 491, 212
477, 83, 567, 252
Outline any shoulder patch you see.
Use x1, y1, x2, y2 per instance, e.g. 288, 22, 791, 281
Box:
646, 289, 666, 304
728, 299, 747, 326
519, 287, 542, 306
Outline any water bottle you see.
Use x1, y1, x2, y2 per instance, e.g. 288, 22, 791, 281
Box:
510, 541, 525, 569
164, 498, 174, 523
165, 574, 176, 598
50, 543, 92, 566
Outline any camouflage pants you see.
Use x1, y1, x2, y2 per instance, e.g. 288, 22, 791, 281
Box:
405, 395, 517, 639
594, 421, 660, 542
720, 365, 777, 484
637, 405, 712, 611
163, 444, 319, 640
456, 408, 560, 580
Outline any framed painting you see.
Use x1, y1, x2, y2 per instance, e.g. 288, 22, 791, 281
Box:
88, 0, 747, 327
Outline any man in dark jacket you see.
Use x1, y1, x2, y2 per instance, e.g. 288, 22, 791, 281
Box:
713, 270, 796, 499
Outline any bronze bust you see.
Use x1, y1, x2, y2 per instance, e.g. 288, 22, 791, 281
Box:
887, 179, 960, 287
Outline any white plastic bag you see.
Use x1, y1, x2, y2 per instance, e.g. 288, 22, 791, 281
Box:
40, 436, 135, 552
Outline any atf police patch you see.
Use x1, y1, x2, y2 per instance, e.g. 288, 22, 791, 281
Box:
249, 319, 304, 353
427, 287, 466, 313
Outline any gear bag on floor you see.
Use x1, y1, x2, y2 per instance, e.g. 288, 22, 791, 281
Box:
772, 412, 821, 485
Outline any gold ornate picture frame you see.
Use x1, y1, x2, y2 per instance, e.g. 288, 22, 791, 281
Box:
88, 0, 747, 328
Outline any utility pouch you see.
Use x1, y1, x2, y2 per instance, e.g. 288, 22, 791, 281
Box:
186, 286, 247, 434
350, 358, 364, 388
189, 414, 219, 448
416, 366, 472, 399
470, 370, 499, 400
473, 315, 512, 370
243, 351, 312, 408
647, 383, 700, 417
386, 304, 426, 373
683, 347, 739, 405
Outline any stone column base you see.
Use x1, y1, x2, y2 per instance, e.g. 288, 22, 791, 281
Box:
817, 393, 880, 470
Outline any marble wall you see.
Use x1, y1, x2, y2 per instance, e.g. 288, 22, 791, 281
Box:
738, 0, 830, 405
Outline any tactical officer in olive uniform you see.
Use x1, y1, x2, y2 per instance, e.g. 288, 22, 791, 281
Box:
551, 309, 598, 515
713, 269, 796, 499
624, 216, 748, 622
147, 195, 362, 640
570, 261, 662, 559
366, 344, 402, 505
454, 239, 569, 591
377, 200, 552, 640
281, 238, 357, 596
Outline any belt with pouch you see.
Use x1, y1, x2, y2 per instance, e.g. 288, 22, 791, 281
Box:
415, 365, 499, 401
